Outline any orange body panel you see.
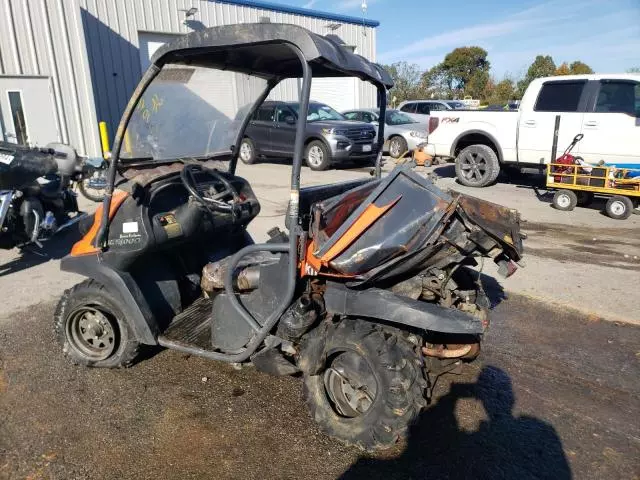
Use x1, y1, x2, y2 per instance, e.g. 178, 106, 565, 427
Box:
70, 190, 129, 256
318, 197, 400, 263
299, 197, 401, 278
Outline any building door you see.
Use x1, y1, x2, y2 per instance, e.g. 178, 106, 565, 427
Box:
0, 77, 59, 146
138, 32, 183, 72
310, 77, 357, 112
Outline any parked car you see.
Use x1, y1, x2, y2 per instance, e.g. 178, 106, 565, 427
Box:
446, 100, 467, 110
397, 100, 448, 123
240, 100, 377, 170
342, 108, 429, 158
423, 74, 640, 187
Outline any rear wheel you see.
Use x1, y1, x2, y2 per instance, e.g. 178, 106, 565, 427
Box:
239, 137, 257, 165
54, 280, 140, 368
303, 319, 425, 450
605, 195, 633, 220
455, 144, 500, 187
552, 189, 577, 211
388, 136, 408, 159
305, 140, 331, 171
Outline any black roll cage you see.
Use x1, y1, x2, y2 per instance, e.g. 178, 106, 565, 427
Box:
95, 24, 390, 361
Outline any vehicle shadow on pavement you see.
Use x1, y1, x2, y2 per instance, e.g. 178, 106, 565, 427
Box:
0, 225, 81, 277
341, 365, 571, 480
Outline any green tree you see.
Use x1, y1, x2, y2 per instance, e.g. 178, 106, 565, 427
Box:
420, 65, 453, 99
569, 61, 593, 74
382, 61, 425, 105
439, 46, 491, 98
628, 67, 640, 73
486, 77, 515, 105
517, 55, 556, 97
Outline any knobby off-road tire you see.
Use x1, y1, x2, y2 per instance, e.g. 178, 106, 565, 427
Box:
54, 279, 140, 368
303, 319, 426, 450
455, 144, 500, 187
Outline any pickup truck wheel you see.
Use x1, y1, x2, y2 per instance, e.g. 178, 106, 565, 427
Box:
305, 141, 331, 171
552, 190, 577, 211
605, 196, 633, 220
455, 144, 500, 187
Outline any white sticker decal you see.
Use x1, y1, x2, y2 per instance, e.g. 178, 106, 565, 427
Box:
0, 153, 15, 165
122, 221, 139, 233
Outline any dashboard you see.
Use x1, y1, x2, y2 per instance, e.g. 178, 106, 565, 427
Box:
105, 168, 260, 269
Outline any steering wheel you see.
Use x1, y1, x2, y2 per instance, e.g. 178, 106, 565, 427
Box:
180, 163, 240, 214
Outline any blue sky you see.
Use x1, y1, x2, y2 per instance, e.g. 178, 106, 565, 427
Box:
266, 0, 640, 78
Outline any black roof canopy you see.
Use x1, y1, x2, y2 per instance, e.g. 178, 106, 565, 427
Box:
151, 23, 393, 88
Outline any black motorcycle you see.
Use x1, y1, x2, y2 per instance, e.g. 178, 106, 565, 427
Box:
0, 141, 92, 250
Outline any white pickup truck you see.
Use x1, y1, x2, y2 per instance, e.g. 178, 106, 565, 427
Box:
424, 74, 640, 187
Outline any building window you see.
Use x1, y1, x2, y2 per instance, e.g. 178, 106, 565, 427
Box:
8, 91, 28, 144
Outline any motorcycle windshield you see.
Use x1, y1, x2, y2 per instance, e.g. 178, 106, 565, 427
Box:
120, 64, 269, 170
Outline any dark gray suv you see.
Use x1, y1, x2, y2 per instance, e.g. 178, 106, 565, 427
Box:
239, 101, 377, 170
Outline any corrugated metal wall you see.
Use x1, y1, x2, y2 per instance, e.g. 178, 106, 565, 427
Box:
0, 0, 377, 156
0, 0, 101, 156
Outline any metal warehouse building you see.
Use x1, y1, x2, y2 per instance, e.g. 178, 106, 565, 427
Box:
0, 0, 379, 157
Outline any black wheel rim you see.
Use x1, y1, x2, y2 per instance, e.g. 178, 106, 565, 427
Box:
67, 306, 117, 360
459, 151, 488, 182
323, 350, 378, 418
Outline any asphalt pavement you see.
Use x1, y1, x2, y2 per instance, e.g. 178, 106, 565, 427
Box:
0, 159, 639, 479
1, 295, 638, 479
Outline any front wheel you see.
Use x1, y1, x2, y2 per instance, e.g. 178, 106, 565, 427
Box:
54, 280, 140, 368
302, 319, 426, 450
239, 137, 257, 165
78, 169, 107, 202
552, 189, 578, 211
388, 136, 408, 159
454, 144, 500, 187
305, 140, 331, 171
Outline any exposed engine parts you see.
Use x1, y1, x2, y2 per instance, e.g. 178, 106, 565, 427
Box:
276, 293, 324, 341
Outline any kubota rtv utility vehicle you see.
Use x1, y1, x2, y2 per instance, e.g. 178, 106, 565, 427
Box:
55, 24, 524, 449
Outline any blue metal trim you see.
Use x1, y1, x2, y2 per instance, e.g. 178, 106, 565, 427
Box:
212, 0, 380, 27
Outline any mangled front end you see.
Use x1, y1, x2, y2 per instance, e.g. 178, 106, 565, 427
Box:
305, 166, 524, 284
303, 166, 524, 357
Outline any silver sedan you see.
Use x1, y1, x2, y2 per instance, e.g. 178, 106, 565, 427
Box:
342, 108, 429, 158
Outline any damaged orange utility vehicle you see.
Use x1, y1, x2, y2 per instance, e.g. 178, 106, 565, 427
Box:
54, 23, 524, 450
